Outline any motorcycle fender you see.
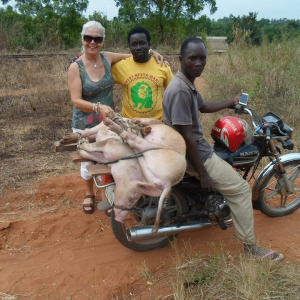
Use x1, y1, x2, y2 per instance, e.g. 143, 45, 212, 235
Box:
252, 153, 300, 201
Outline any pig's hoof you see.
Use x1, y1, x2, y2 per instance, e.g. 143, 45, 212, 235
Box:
77, 138, 89, 150
103, 117, 114, 127
132, 117, 141, 124
104, 117, 123, 134
59, 133, 79, 145
141, 126, 152, 136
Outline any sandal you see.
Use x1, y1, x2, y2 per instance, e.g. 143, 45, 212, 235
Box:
244, 244, 284, 261
82, 195, 95, 214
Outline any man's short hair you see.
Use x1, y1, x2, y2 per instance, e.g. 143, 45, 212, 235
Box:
127, 27, 151, 44
180, 38, 206, 56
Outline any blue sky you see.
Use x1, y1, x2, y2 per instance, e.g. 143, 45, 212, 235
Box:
88, 0, 300, 20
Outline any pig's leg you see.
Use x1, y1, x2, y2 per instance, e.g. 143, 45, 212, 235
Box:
60, 124, 102, 145
78, 138, 108, 153
77, 138, 105, 162
136, 182, 172, 233
79, 124, 103, 142
132, 118, 162, 126
78, 138, 132, 163
78, 138, 107, 152
104, 118, 161, 152
59, 132, 79, 145
78, 149, 106, 163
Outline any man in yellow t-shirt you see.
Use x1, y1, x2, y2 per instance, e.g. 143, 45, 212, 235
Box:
112, 27, 173, 120
98, 27, 173, 212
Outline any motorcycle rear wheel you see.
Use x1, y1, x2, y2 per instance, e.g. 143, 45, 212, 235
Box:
111, 188, 188, 252
258, 159, 300, 217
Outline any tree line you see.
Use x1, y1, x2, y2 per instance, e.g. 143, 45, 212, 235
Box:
0, 0, 299, 52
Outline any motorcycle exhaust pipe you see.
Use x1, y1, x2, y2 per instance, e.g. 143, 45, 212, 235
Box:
126, 222, 214, 242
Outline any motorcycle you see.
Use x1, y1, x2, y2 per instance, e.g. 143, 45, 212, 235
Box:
94, 99, 300, 252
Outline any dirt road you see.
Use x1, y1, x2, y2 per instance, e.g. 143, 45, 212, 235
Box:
1, 171, 300, 299
1, 77, 300, 299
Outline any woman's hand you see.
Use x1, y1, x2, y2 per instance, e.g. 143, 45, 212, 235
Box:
97, 104, 115, 118
151, 50, 170, 67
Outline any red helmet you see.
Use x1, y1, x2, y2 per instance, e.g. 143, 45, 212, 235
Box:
211, 116, 252, 152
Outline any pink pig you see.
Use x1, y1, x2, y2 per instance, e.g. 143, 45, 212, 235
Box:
61, 116, 186, 232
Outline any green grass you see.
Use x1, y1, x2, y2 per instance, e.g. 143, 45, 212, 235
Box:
203, 37, 300, 149
166, 241, 300, 300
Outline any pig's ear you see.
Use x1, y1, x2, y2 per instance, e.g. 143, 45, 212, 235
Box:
136, 182, 162, 197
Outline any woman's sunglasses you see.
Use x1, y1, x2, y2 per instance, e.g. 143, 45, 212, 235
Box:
83, 35, 104, 44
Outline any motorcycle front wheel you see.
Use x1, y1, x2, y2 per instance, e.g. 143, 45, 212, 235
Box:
258, 159, 300, 217
111, 188, 188, 252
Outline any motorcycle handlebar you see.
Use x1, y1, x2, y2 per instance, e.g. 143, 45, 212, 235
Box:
228, 105, 237, 110
263, 124, 271, 139
228, 104, 241, 112
229, 104, 263, 130
228, 104, 246, 115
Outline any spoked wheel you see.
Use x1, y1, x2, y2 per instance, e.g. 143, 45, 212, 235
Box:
258, 159, 300, 217
111, 189, 188, 251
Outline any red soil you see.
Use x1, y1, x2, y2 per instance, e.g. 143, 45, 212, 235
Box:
1, 77, 300, 299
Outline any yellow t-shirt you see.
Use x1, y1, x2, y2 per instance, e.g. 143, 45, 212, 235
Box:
112, 56, 173, 120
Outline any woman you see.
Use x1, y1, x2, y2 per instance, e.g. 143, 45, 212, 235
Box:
68, 21, 165, 214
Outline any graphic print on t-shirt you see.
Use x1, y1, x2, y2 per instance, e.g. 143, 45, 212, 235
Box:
125, 74, 159, 115
131, 81, 153, 109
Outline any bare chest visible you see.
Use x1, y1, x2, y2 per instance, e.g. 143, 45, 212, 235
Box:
85, 61, 105, 82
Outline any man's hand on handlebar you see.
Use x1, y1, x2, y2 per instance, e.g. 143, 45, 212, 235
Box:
227, 91, 243, 110
233, 90, 243, 105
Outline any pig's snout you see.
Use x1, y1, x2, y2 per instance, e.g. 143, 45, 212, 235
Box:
114, 208, 130, 223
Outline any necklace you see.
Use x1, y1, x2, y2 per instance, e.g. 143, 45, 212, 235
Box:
93, 57, 98, 68
85, 55, 99, 68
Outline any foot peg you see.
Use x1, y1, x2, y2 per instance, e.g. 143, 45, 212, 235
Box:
218, 220, 227, 230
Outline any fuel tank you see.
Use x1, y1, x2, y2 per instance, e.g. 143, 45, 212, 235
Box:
213, 141, 260, 170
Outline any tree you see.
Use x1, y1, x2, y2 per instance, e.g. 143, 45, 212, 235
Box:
113, 0, 217, 44
231, 12, 261, 45
1, 0, 88, 15
87, 11, 133, 47
0, 0, 89, 48
190, 15, 212, 37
